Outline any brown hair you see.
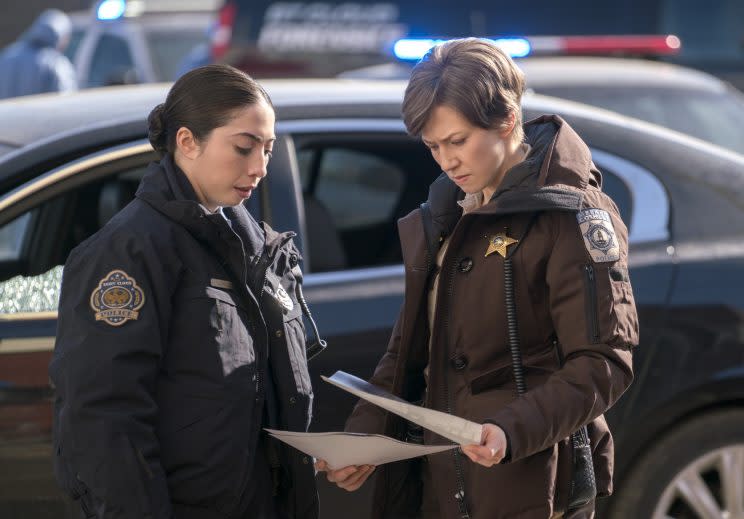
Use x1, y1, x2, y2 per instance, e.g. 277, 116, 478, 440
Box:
402, 38, 525, 142
147, 64, 273, 156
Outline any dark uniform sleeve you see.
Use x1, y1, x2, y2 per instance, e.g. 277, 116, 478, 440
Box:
487, 191, 637, 462
344, 306, 404, 434
49, 231, 179, 518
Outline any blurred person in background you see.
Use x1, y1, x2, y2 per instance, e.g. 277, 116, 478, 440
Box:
0, 8, 77, 99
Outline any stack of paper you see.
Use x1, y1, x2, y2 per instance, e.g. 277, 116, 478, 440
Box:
265, 371, 483, 469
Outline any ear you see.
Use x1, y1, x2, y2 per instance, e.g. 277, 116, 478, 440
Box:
175, 127, 200, 160
498, 112, 517, 138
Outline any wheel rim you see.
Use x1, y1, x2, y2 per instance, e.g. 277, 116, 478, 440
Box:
653, 444, 744, 519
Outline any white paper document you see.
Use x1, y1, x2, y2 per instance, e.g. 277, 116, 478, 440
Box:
265, 429, 456, 469
321, 371, 483, 446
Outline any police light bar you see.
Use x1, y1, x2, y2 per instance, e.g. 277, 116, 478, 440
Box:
97, 0, 126, 20
528, 35, 681, 55
393, 35, 681, 61
394, 38, 531, 61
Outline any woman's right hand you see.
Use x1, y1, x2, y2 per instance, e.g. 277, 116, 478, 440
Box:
314, 459, 376, 491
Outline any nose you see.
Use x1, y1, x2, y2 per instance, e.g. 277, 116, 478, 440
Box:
438, 148, 459, 173
247, 151, 269, 179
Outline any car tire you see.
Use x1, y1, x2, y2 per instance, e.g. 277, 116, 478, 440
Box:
608, 409, 744, 519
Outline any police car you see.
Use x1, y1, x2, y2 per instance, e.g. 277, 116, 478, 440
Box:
214, 0, 744, 90
66, 0, 217, 87
0, 82, 743, 519
340, 50, 744, 156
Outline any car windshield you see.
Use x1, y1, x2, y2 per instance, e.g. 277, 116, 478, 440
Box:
534, 86, 744, 155
145, 28, 209, 82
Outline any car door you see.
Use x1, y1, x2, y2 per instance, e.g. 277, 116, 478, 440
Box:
589, 150, 676, 445
0, 138, 264, 518
269, 120, 441, 429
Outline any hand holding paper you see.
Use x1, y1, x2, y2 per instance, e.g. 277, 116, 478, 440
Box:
265, 370, 484, 470
321, 371, 483, 445
265, 429, 457, 469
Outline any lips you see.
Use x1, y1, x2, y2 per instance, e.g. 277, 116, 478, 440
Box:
452, 174, 470, 185
234, 185, 256, 198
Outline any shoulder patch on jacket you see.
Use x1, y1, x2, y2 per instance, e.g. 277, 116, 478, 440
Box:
576, 209, 620, 263
89, 270, 146, 326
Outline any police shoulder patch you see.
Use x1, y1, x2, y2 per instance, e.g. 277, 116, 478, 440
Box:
89, 270, 146, 326
576, 208, 620, 263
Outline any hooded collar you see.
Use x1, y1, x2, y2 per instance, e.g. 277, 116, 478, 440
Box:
135, 154, 267, 260
424, 115, 597, 239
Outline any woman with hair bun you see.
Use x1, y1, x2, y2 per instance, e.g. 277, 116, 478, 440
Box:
50, 64, 320, 519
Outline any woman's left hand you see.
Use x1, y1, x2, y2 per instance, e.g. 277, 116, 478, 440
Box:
460, 423, 508, 467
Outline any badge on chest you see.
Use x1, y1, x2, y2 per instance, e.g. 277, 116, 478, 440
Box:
264, 277, 294, 313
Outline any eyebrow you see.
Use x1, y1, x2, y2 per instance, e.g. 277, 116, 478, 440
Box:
422, 131, 463, 146
233, 132, 277, 144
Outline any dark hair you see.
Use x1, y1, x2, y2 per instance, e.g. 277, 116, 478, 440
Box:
402, 38, 525, 142
147, 64, 273, 156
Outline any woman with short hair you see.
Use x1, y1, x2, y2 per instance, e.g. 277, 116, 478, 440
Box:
318, 38, 638, 519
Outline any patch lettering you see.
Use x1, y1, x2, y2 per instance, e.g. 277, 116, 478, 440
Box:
577, 209, 620, 263
89, 270, 145, 326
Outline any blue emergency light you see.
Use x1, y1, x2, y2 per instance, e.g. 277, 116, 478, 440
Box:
97, 0, 126, 20
393, 37, 531, 61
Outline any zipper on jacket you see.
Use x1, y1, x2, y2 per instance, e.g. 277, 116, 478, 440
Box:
248, 233, 295, 403
583, 264, 600, 344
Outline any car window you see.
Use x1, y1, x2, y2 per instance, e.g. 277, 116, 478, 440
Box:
88, 34, 136, 87
592, 148, 671, 245
599, 170, 633, 227
0, 213, 33, 263
296, 135, 440, 272
0, 265, 63, 314
145, 28, 209, 81
534, 86, 744, 154
312, 149, 404, 230
0, 166, 147, 315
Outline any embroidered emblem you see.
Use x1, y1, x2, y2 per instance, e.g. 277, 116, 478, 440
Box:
577, 209, 620, 263
264, 283, 294, 313
210, 278, 233, 290
89, 270, 145, 326
485, 233, 518, 258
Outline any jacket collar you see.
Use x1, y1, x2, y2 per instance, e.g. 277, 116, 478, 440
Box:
424, 115, 597, 238
135, 154, 268, 259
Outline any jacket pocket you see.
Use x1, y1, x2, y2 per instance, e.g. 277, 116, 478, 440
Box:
204, 286, 255, 376
470, 363, 513, 394
583, 264, 600, 344
283, 313, 312, 397
470, 347, 559, 395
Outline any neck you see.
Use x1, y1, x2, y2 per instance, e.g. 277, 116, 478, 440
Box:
174, 153, 218, 212
482, 141, 528, 202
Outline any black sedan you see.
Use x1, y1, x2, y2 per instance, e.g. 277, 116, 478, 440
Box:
0, 81, 743, 519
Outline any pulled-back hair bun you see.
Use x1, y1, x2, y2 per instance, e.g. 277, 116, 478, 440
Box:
147, 103, 168, 154
146, 65, 273, 157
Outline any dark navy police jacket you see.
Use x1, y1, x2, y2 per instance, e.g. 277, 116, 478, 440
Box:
49, 155, 318, 518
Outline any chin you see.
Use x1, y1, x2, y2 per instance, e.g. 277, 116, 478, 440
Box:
461, 185, 483, 195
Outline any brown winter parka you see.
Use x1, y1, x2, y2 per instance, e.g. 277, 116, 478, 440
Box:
346, 115, 638, 519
